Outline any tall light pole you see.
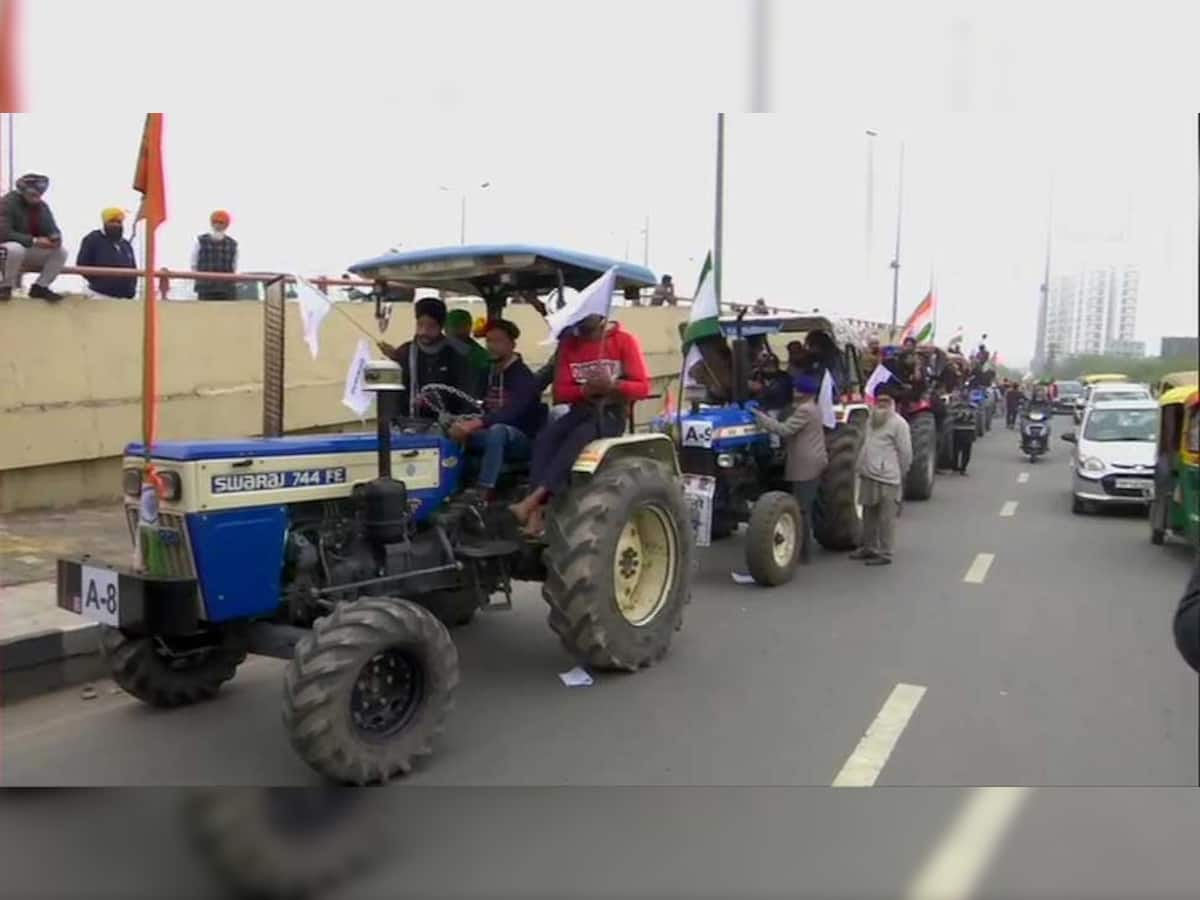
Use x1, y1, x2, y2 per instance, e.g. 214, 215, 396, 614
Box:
715, 112, 726, 301
440, 181, 491, 245
642, 216, 650, 266
1034, 174, 1055, 374
889, 141, 906, 339
749, 0, 770, 111
866, 129, 878, 278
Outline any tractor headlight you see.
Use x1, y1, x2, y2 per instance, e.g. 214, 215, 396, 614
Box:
122, 467, 142, 497
716, 453, 736, 468
157, 470, 183, 501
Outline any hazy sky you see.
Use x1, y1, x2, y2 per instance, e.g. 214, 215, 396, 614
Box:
6, 0, 1197, 367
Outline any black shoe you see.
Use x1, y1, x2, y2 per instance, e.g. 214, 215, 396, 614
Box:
29, 284, 62, 303
865, 556, 893, 566
0, 286, 10, 301
848, 548, 877, 560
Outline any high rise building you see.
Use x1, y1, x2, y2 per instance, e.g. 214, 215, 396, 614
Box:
1161, 336, 1198, 360
1037, 263, 1139, 360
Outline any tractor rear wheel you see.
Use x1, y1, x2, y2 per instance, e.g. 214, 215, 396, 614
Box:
813, 418, 865, 551
542, 457, 692, 672
101, 625, 248, 708
904, 412, 937, 501
745, 491, 802, 586
282, 597, 458, 785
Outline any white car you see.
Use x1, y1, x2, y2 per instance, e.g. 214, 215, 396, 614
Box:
1063, 398, 1157, 514
1073, 382, 1152, 425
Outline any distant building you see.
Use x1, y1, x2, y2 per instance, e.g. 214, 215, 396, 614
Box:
1039, 263, 1140, 359
1161, 336, 1198, 360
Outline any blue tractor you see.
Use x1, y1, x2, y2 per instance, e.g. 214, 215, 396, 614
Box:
54, 245, 694, 785
664, 313, 869, 585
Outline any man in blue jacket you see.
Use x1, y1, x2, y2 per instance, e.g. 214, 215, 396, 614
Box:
76, 208, 138, 299
447, 319, 545, 499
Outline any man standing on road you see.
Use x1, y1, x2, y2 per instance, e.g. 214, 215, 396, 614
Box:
1004, 381, 1022, 429
852, 383, 912, 566
949, 389, 978, 475
0, 173, 68, 302
750, 372, 829, 564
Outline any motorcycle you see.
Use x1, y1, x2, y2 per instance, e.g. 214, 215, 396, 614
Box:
1020, 405, 1052, 462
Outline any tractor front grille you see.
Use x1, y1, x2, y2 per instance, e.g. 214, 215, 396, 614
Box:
125, 506, 197, 578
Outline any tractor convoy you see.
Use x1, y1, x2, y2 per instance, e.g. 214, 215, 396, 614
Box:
52, 243, 997, 793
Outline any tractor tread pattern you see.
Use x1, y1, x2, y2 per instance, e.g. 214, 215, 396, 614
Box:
813, 419, 865, 551
100, 625, 247, 708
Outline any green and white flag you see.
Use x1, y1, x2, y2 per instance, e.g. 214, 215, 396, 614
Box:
681, 252, 720, 386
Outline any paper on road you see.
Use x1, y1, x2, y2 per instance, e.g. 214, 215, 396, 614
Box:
730, 572, 756, 585
559, 667, 594, 687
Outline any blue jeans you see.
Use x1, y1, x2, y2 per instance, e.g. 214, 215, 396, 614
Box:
468, 424, 532, 489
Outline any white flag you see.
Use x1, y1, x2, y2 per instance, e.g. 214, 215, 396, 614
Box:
818, 369, 836, 429
294, 275, 332, 359
682, 344, 704, 387
862, 363, 895, 405
342, 337, 374, 418
542, 266, 618, 344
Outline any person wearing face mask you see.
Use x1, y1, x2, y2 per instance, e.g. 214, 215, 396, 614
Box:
191, 210, 239, 300
852, 382, 912, 566
0, 173, 68, 302
76, 208, 138, 299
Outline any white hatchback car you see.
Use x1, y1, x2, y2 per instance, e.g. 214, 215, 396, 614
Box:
1063, 398, 1158, 514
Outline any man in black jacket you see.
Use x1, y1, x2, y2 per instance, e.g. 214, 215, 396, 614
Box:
448, 319, 546, 498
76, 208, 138, 299
1174, 563, 1200, 674
0, 173, 67, 302
379, 297, 477, 419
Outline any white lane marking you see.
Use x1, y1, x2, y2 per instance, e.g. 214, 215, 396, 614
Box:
999, 501, 1018, 518
903, 787, 1033, 900
963, 553, 995, 584
1017, 472, 1030, 484
832, 683, 927, 787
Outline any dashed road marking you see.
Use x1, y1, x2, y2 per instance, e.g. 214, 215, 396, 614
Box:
1017, 472, 1030, 484
963, 553, 995, 584
903, 787, 1033, 900
832, 682, 927, 787
999, 501, 1018, 517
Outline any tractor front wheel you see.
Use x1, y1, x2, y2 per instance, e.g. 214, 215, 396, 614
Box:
745, 491, 802, 586
101, 625, 248, 708
813, 418, 865, 551
282, 597, 458, 784
542, 457, 692, 672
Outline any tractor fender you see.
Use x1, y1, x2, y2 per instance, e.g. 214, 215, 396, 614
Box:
572, 433, 680, 477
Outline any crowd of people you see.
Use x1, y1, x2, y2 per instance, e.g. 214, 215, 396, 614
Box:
0, 171, 241, 302
376, 295, 650, 538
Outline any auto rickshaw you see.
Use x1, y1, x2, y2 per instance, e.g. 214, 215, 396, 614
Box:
1156, 370, 1198, 398
1150, 386, 1200, 548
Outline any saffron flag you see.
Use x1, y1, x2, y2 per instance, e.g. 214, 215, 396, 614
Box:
0, 0, 22, 112
899, 290, 936, 344
132, 114, 166, 464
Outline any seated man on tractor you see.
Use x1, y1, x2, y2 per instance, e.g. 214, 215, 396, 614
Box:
379, 296, 478, 419
447, 319, 546, 500
687, 334, 736, 404
750, 350, 794, 411
509, 313, 651, 535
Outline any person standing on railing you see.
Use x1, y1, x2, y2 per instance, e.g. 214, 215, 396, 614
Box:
649, 274, 676, 306
191, 210, 238, 300
76, 208, 138, 299
0, 173, 67, 302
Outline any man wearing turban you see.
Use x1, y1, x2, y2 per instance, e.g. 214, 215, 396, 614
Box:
76, 208, 138, 299
191, 209, 238, 300
0, 173, 68, 302
378, 296, 478, 419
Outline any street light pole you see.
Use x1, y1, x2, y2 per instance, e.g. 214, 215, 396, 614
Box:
642, 216, 650, 266
866, 129, 877, 278
459, 194, 466, 245
715, 112, 726, 301
750, 0, 770, 111
889, 141, 905, 340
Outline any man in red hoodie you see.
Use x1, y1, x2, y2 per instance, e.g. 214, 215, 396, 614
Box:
509, 314, 650, 534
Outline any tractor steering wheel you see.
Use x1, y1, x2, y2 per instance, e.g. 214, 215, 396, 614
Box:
416, 383, 484, 434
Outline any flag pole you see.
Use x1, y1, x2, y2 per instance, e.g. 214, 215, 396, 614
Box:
714, 113, 726, 302
888, 141, 905, 341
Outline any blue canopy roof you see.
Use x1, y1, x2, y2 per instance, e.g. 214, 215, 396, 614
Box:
348, 244, 657, 297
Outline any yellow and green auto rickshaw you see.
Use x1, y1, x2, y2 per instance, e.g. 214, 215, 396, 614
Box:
1150, 386, 1200, 547
1156, 370, 1198, 398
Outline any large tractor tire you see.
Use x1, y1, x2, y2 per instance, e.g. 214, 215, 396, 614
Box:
542, 457, 692, 672
813, 419, 865, 551
101, 625, 248, 708
937, 422, 955, 471
904, 412, 937, 501
745, 491, 802, 586
186, 788, 386, 899
282, 597, 458, 785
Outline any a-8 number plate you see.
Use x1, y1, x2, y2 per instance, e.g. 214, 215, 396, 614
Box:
78, 564, 120, 626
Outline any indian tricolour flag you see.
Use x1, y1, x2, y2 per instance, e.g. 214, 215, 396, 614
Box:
681, 252, 720, 386
899, 290, 936, 344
